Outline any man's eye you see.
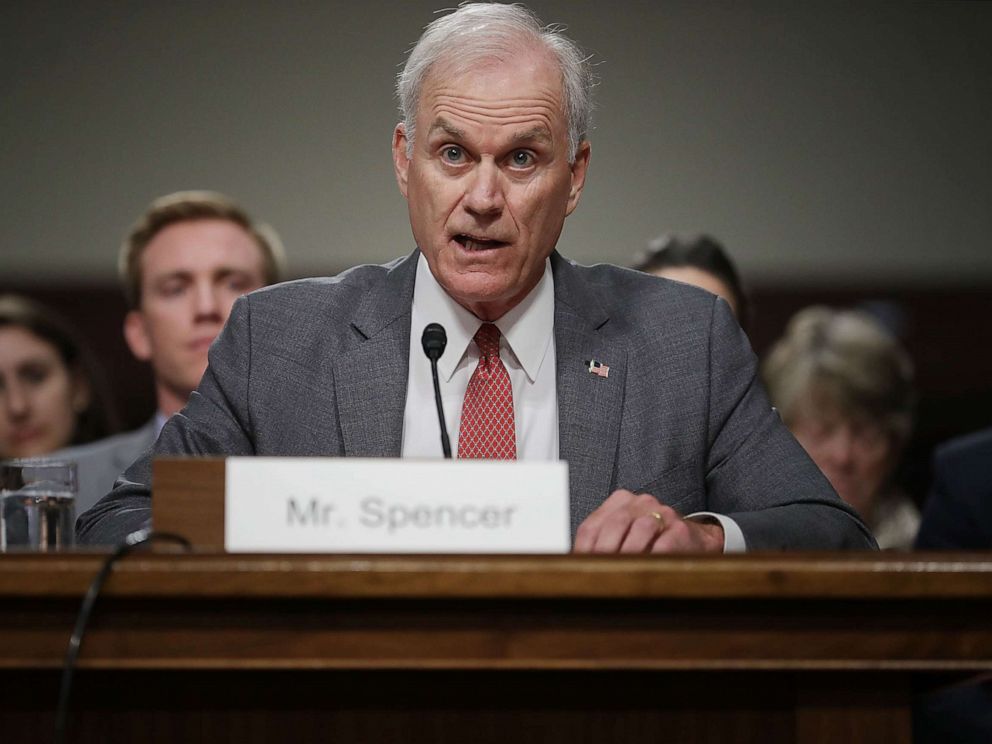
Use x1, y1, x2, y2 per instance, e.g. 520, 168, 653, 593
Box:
159, 282, 187, 297
510, 150, 535, 167
441, 146, 464, 163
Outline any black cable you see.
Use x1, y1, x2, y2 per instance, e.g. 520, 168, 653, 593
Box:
54, 529, 191, 744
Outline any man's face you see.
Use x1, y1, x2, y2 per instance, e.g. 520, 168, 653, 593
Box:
393, 47, 590, 320
124, 219, 266, 413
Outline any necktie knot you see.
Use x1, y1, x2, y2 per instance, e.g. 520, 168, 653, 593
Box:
474, 323, 501, 362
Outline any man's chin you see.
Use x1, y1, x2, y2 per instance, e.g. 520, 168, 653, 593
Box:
438, 267, 506, 298
433, 259, 542, 319
167, 366, 209, 399
439, 289, 509, 321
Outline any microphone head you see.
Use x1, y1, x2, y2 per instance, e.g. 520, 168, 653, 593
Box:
421, 323, 447, 362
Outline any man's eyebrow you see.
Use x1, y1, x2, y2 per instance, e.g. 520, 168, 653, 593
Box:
153, 271, 192, 284
426, 120, 552, 146
212, 267, 254, 280
510, 126, 552, 145
427, 118, 465, 140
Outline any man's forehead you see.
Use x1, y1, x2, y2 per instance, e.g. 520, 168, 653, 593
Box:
417, 65, 566, 152
427, 117, 554, 144
141, 220, 263, 278
419, 45, 565, 110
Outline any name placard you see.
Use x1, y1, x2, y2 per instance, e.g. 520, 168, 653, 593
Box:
224, 458, 570, 553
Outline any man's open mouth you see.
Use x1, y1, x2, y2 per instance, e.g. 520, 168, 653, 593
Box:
453, 234, 508, 250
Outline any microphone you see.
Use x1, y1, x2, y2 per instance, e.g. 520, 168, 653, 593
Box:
421, 323, 452, 458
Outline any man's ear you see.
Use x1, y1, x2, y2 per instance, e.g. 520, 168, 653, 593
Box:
565, 140, 592, 216
392, 123, 411, 199
123, 310, 152, 362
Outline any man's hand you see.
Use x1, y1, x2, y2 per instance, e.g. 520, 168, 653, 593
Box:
573, 489, 725, 553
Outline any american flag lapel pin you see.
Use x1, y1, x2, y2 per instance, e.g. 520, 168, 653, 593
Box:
585, 359, 610, 378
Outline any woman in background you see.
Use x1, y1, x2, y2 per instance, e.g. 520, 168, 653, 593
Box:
0, 294, 117, 459
763, 306, 919, 549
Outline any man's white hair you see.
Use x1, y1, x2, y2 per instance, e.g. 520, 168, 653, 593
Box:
396, 2, 594, 163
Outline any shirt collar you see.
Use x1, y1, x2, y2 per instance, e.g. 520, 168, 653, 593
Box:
154, 411, 169, 436
411, 253, 555, 383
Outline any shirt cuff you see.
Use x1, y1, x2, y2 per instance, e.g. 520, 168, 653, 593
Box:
686, 512, 747, 553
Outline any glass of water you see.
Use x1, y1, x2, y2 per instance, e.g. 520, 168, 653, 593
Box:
0, 459, 77, 552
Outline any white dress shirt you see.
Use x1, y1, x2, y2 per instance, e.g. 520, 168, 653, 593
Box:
402, 253, 558, 460
400, 253, 745, 552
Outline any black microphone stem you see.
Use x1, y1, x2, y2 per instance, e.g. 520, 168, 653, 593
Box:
430, 358, 452, 458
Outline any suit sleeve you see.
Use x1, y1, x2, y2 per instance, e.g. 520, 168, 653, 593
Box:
702, 299, 877, 550
76, 295, 258, 546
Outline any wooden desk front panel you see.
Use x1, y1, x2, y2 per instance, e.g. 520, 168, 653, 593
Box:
1, 553, 988, 744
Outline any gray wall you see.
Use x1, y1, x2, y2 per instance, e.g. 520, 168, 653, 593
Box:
3, 1, 990, 285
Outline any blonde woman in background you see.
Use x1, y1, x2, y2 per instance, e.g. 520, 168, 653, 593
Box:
763, 307, 919, 549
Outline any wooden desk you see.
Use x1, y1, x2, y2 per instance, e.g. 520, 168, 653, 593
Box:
1, 552, 990, 743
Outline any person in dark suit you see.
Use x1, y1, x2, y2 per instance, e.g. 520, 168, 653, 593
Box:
912, 427, 992, 743
76, 3, 874, 553
915, 427, 992, 550
56, 191, 285, 514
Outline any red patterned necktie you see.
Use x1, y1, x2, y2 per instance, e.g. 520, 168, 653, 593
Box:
457, 323, 517, 459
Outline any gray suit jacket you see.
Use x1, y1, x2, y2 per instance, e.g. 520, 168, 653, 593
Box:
55, 419, 158, 517
77, 250, 875, 549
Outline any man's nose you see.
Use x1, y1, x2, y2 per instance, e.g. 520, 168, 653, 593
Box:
463, 159, 504, 216
193, 282, 223, 321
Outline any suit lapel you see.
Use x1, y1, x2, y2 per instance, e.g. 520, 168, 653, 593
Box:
551, 253, 627, 533
333, 252, 418, 457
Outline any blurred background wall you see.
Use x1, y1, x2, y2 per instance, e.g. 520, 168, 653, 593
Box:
2, 0, 990, 497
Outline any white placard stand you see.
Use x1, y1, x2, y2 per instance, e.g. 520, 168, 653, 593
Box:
225, 458, 570, 553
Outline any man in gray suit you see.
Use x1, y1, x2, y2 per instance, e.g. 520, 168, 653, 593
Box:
78, 3, 874, 551
59, 191, 285, 514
